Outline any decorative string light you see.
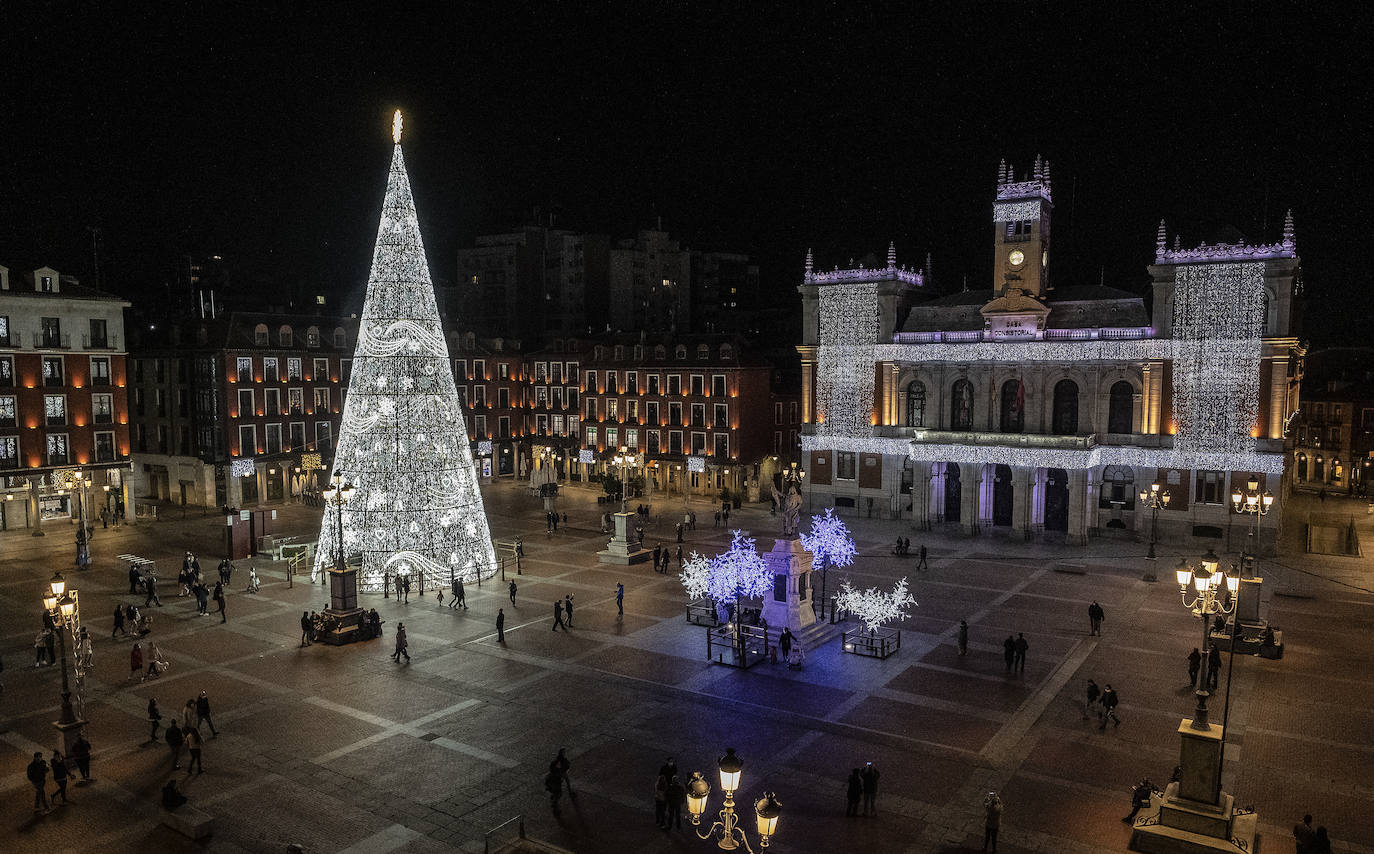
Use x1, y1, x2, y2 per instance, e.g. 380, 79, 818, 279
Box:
677, 530, 772, 604
815, 285, 879, 435
799, 508, 856, 569
836, 576, 917, 633
315, 121, 496, 592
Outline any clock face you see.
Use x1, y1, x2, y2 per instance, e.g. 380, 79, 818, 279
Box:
1008, 249, 1025, 267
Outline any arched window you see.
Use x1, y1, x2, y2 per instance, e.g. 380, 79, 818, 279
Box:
306, 326, 320, 347
333, 327, 347, 348
614, 345, 625, 360
1108, 381, 1134, 434
697, 343, 710, 360
720, 344, 734, 360
951, 379, 974, 431
1052, 379, 1079, 434
906, 381, 927, 427
675, 344, 687, 359
1099, 465, 1136, 510
654, 344, 667, 359
1000, 379, 1024, 433
1296, 452, 1307, 481
278, 325, 293, 346
254, 324, 269, 346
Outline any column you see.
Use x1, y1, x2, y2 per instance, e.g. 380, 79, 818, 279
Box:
928, 463, 944, 528
1269, 356, 1289, 439
800, 357, 815, 423
29, 476, 45, 536
1011, 466, 1033, 539
1030, 468, 1047, 527
887, 364, 900, 426
1067, 469, 1089, 546
961, 463, 982, 536
910, 460, 931, 530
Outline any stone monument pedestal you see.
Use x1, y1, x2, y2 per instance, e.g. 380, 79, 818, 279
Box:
1130, 717, 1259, 854
323, 565, 365, 645
761, 537, 815, 632
597, 511, 652, 565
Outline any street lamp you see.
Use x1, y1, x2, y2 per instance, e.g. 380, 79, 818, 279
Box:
43, 571, 87, 753
1138, 481, 1170, 560
687, 749, 782, 851
71, 469, 93, 568
612, 446, 634, 514
322, 472, 354, 574
1175, 549, 1238, 731
1230, 478, 1273, 578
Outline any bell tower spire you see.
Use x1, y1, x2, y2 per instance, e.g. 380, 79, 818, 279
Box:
991, 158, 1053, 298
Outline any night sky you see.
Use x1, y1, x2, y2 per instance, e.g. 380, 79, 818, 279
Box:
4, 4, 1369, 345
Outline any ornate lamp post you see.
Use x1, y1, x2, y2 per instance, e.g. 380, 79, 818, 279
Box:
1138, 481, 1170, 560
43, 572, 87, 753
69, 469, 93, 568
687, 749, 782, 851
1175, 550, 1237, 729
612, 446, 634, 514
1230, 478, 1273, 578
322, 472, 354, 573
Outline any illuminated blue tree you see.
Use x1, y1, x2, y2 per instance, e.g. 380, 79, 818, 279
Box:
800, 508, 855, 616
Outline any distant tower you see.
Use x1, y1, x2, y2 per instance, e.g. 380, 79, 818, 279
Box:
992, 157, 1053, 297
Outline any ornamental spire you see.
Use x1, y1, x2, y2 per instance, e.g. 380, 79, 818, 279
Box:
1033, 154, 1043, 181
1156, 219, 1167, 253
998, 158, 1007, 186
887, 241, 896, 268
1282, 209, 1295, 245
804, 247, 814, 275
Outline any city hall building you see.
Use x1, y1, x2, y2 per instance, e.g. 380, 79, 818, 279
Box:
797, 160, 1302, 551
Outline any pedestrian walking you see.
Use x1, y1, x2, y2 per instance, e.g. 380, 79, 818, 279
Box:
958, 620, 969, 656
100, 506, 110, 528
392, 623, 410, 662
553, 748, 573, 795
402, 574, 411, 603
300, 611, 313, 647
496, 608, 505, 643
143, 642, 168, 680
1013, 633, 1028, 674
185, 726, 204, 775
71, 732, 92, 782
1122, 778, 1153, 823
676, 523, 683, 543
544, 766, 563, 816
1294, 813, 1316, 853
454, 577, 467, 609
27, 752, 49, 813
195, 582, 209, 615
196, 691, 218, 737
1100, 683, 1121, 729
448, 578, 459, 609
1187, 648, 1201, 687
49, 750, 69, 805
181, 699, 197, 732
779, 627, 794, 660
564, 594, 575, 627
509, 580, 518, 606
917, 543, 929, 570
112, 604, 127, 638
654, 544, 663, 567
148, 697, 162, 741
983, 791, 1003, 853
1313, 827, 1332, 854
860, 762, 880, 815
1084, 678, 1101, 720
654, 773, 668, 827
1003, 635, 1015, 672
129, 643, 144, 681
1207, 644, 1221, 691
145, 575, 162, 607
165, 721, 184, 769
129, 565, 142, 594
552, 599, 566, 631
846, 768, 863, 816
676, 545, 683, 566
214, 581, 226, 623
1088, 601, 1105, 635
665, 774, 685, 829
34, 630, 49, 667
616, 583, 624, 617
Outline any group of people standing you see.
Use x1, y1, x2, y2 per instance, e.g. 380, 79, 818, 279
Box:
649, 543, 682, 574
147, 691, 217, 774
25, 734, 92, 814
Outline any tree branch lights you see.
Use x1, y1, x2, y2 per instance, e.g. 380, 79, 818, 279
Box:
679, 551, 712, 600
678, 531, 773, 603
815, 285, 879, 435
315, 138, 497, 592
799, 508, 856, 569
836, 577, 917, 633
1171, 263, 1264, 456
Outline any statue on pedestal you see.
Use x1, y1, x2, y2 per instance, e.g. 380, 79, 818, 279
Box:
771, 483, 803, 538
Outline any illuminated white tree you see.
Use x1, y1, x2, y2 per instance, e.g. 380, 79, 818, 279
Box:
315, 112, 496, 592
800, 508, 855, 618
707, 531, 773, 603
679, 551, 713, 600
836, 577, 917, 632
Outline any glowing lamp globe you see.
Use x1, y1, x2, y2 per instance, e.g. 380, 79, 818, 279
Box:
686, 772, 711, 822
1262, 491, 1274, 508
1194, 572, 1210, 594
755, 791, 781, 841
1231, 487, 1243, 506
49, 572, 66, 597
1226, 573, 1240, 594
717, 748, 743, 795
1175, 565, 1192, 589
60, 598, 76, 619
1200, 548, 1220, 576
43, 592, 58, 612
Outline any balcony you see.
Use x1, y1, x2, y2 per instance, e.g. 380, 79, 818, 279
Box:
33, 331, 73, 350
890, 426, 1098, 452
893, 326, 1154, 344
81, 332, 120, 350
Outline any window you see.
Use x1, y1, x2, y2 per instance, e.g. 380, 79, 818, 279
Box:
907, 381, 926, 427
627, 399, 639, 420
278, 325, 293, 346
264, 357, 279, 382
288, 358, 302, 380
1195, 470, 1225, 505
90, 356, 110, 386
254, 324, 269, 346
93, 393, 113, 424
290, 421, 305, 450
341, 359, 352, 385
237, 424, 257, 455
606, 427, 618, 447
0, 315, 9, 346
585, 397, 597, 420
837, 452, 857, 480
0, 436, 17, 467
43, 357, 64, 387
669, 402, 683, 426
313, 358, 328, 380
333, 327, 346, 348
0, 395, 14, 426
1108, 381, 1134, 434
691, 403, 705, 427
1052, 379, 1079, 434
647, 401, 659, 425
536, 414, 548, 435
535, 386, 548, 407
265, 423, 283, 454
1000, 379, 1024, 433
498, 388, 510, 408
712, 375, 726, 397
236, 357, 253, 381
473, 386, 486, 406
455, 359, 467, 379
134, 388, 144, 416
714, 433, 729, 458
648, 374, 660, 395
498, 363, 510, 380
648, 430, 660, 454
155, 389, 167, 416
626, 428, 638, 449
607, 399, 619, 419
314, 421, 332, 452
135, 360, 144, 383
552, 387, 563, 409
585, 426, 598, 448
41, 317, 61, 347
473, 359, 486, 379
89, 318, 108, 348
306, 326, 320, 347
691, 431, 706, 454
45, 395, 66, 426
288, 387, 304, 414
550, 363, 562, 383
715, 403, 728, 428
697, 343, 710, 360
567, 362, 579, 382
474, 415, 487, 437
313, 388, 330, 412
46, 433, 69, 465
773, 431, 782, 453
585, 370, 597, 392
668, 375, 681, 395
775, 403, 783, 425
265, 388, 281, 416
155, 360, 166, 383
238, 389, 254, 417
0, 356, 12, 386
1099, 465, 1135, 509
607, 370, 620, 395
553, 414, 564, 435
669, 430, 683, 454
951, 379, 973, 430
626, 372, 638, 394
691, 375, 704, 396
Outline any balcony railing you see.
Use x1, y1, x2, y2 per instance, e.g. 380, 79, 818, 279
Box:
81, 333, 120, 349
893, 326, 1155, 344
33, 331, 73, 349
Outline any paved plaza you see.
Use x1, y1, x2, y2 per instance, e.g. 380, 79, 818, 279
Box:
1, 483, 1372, 853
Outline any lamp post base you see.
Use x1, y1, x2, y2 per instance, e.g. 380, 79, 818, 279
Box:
52, 716, 88, 757
1129, 783, 1259, 854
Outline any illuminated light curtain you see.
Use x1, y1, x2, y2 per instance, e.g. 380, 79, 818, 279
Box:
315, 134, 496, 591
814, 284, 879, 436
1171, 262, 1264, 455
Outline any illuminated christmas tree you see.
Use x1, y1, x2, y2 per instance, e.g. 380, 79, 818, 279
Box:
315, 111, 496, 592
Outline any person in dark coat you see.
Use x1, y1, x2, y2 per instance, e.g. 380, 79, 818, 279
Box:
196, 691, 218, 737
70, 732, 92, 782
213, 581, 226, 623
392, 623, 410, 662
917, 543, 929, 570
129, 565, 142, 593
779, 628, 793, 660
1088, 601, 1105, 635
27, 752, 49, 812
665, 774, 686, 829
653, 544, 663, 567
49, 750, 70, 804
552, 599, 566, 631
1187, 648, 1202, 688
1013, 633, 1029, 673
846, 768, 863, 816
654, 773, 668, 827
1123, 778, 1153, 823
1293, 813, 1316, 853
958, 620, 969, 656
1003, 635, 1016, 672
1207, 644, 1222, 690
1084, 679, 1101, 720
860, 763, 880, 815
616, 583, 625, 616
165, 721, 184, 769
145, 575, 162, 607
112, 604, 127, 638
1100, 684, 1121, 729
496, 608, 505, 643
148, 697, 162, 741
185, 726, 204, 774
509, 580, 518, 606
300, 611, 313, 647
564, 595, 575, 627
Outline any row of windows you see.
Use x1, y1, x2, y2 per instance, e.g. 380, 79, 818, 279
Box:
250, 324, 348, 349
581, 371, 729, 397
0, 393, 115, 427
469, 414, 580, 441
906, 378, 1134, 434
233, 388, 333, 417
457, 359, 559, 382
584, 343, 733, 362
0, 431, 117, 468
234, 422, 334, 456
583, 399, 731, 428
0, 355, 113, 388
584, 426, 732, 458
0, 315, 110, 349
234, 356, 342, 384
456, 386, 581, 410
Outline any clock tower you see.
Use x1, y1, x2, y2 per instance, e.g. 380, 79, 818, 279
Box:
992, 157, 1053, 298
